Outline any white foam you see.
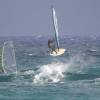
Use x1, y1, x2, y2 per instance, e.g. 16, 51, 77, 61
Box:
23, 70, 34, 75
33, 62, 70, 84
17, 70, 35, 76
32, 54, 93, 84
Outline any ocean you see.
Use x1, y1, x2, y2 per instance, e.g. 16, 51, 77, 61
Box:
0, 34, 100, 100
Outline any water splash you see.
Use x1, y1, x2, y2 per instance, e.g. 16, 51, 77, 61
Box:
32, 54, 95, 84
33, 62, 70, 84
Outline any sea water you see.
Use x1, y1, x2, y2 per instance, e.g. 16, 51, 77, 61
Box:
0, 35, 100, 100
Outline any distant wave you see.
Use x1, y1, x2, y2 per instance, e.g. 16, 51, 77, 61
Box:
66, 72, 100, 81
86, 49, 100, 57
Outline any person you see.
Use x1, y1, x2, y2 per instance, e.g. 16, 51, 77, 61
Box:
0, 68, 4, 74
48, 39, 57, 54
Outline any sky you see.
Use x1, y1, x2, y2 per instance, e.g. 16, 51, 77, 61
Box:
0, 0, 100, 36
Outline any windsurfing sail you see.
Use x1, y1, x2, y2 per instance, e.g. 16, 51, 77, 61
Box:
49, 6, 66, 56
2, 41, 17, 74
0, 47, 4, 73
52, 6, 59, 49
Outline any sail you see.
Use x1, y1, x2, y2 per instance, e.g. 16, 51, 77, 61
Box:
2, 41, 17, 74
0, 47, 3, 73
52, 7, 59, 49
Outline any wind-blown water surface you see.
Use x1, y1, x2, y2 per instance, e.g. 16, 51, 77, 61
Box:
0, 35, 100, 100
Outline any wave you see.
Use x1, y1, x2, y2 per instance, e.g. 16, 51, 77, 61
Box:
0, 54, 99, 85
66, 72, 100, 81
33, 62, 70, 84
32, 54, 98, 84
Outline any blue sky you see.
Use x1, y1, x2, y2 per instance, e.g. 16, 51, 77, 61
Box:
0, 0, 100, 36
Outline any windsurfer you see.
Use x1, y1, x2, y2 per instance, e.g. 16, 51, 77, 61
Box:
48, 39, 57, 54
0, 68, 4, 73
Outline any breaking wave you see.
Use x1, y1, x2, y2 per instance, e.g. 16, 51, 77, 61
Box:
33, 62, 71, 84
32, 54, 95, 85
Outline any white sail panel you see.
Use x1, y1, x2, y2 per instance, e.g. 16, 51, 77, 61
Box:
52, 7, 59, 49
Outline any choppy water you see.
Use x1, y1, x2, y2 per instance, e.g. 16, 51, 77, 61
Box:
0, 35, 100, 100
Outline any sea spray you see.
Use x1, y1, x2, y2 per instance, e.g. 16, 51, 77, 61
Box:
68, 54, 95, 74
33, 62, 71, 84
33, 54, 95, 84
